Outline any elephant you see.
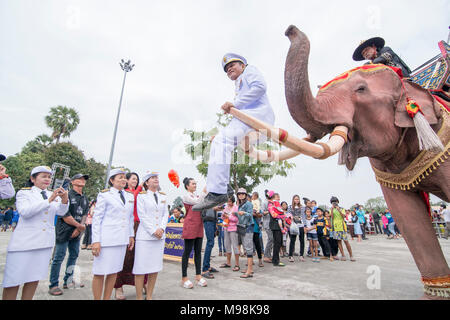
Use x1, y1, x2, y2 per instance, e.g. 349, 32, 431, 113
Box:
232, 25, 450, 299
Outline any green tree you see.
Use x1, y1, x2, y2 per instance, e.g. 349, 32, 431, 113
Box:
0, 151, 46, 207
83, 158, 107, 200
184, 113, 296, 194
45, 106, 80, 143
22, 134, 53, 153
44, 142, 86, 174
364, 196, 387, 213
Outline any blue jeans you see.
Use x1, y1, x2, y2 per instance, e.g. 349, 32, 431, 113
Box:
259, 231, 264, 252
49, 237, 81, 288
388, 222, 397, 236
217, 226, 225, 252
202, 220, 216, 272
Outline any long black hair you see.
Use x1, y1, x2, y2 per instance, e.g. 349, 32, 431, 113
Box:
237, 192, 247, 206
24, 173, 40, 188
183, 177, 194, 190
125, 172, 140, 190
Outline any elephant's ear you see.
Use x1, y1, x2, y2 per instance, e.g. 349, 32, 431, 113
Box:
394, 81, 442, 128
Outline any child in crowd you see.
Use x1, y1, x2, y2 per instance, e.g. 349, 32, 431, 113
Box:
304, 208, 319, 262
271, 194, 288, 234
311, 200, 318, 216
280, 201, 290, 257
324, 210, 335, 261
315, 208, 331, 260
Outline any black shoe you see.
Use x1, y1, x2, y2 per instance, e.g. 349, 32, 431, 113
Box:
192, 192, 228, 211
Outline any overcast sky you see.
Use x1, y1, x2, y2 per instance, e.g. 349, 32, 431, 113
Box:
1, 0, 449, 208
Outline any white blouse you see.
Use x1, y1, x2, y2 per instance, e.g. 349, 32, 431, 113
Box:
182, 190, 207, 206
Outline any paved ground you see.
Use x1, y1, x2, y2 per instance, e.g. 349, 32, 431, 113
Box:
0, 230, 448, 300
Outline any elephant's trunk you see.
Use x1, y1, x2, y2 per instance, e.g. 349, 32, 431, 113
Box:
284, 25, 332, 140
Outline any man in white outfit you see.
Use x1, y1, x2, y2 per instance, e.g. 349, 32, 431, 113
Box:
193, 53, 275, 211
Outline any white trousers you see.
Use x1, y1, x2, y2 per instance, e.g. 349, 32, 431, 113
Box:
206, 107, 275, 194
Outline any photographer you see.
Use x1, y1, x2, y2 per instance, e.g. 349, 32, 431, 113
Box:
2, 166, 68, 300
329, 196, 355, 262
48, 174, 89, 296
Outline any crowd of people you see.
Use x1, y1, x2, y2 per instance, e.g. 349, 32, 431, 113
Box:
0, 161, 449, 300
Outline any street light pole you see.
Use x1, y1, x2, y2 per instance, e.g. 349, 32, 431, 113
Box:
104, 59, 135, 188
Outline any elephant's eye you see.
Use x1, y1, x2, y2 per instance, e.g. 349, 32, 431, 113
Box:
356, 85, 366, 93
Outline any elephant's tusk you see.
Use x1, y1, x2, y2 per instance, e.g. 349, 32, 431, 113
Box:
230, 107, 348, 160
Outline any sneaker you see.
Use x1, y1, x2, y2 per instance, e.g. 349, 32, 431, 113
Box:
274, 262, 286, 267
192, 192, 228, 211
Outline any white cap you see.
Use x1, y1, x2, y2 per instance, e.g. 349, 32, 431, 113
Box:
142, 171, 159, 183
108, 168, 127, 181
30, 166, 53, 176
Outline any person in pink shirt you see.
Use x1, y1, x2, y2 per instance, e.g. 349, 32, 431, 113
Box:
219, 196, 241, 271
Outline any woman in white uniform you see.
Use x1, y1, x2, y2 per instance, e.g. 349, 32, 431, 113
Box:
133, 172, 169, 300
2, 166, 69, 300
91, 168, 135, 300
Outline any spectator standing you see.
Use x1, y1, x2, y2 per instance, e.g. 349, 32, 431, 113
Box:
11, 208, 19, 232
251, 192, 264, 255
381, 212, 390, 236
2, 207, 13, 231
216, 207, 225, 256
346, 210, 355, 240
329, 197, 356, 262
181, 178, 207, 289
252, 198, 264, 268
133, 172, 169, 300
315, 208, 331, 261
268, 191, 285, 267
385, 210, 399, 239
236, 188, 255, 278
351, 211, 363, 242
114, 172, 147, 300
0, 162, 15, 200
280, 201, 289, 257
356, 205, 367, 240
261, 190, 273, 263
201, 206, 219, 279
371, 209, 382, 234
91, 169, 135, 300
2, 166, 68, 300
304, 207, 319, 262
288, 195, 305, 262
0, 210, 4, 231
324, 210, 338, 260
439, 204, 450, 239
82, 200, 95, 250
220, 196, 240, 271
49, 173, 89, 296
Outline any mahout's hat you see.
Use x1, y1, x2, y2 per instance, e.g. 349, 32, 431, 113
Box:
352, 37, 385, 61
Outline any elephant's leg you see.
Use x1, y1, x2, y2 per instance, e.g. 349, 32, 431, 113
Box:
380, 185, 450, 299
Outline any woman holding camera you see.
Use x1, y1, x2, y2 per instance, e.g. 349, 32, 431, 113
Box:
2, 166, 69, 300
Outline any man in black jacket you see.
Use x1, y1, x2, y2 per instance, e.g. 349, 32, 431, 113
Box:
48, 174, 89, 295
353, 37, 411, 78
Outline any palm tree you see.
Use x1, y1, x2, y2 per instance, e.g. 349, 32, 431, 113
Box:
45, 106, 80, 143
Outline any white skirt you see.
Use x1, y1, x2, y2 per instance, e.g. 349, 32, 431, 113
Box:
92, 245, 127, 275
2, 248, 52, 288
132, 240, 164, 275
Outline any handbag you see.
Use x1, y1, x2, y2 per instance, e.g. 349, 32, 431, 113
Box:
237, 223, 247, 237
201, 208, 217, 222
289, 221, 299, 235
